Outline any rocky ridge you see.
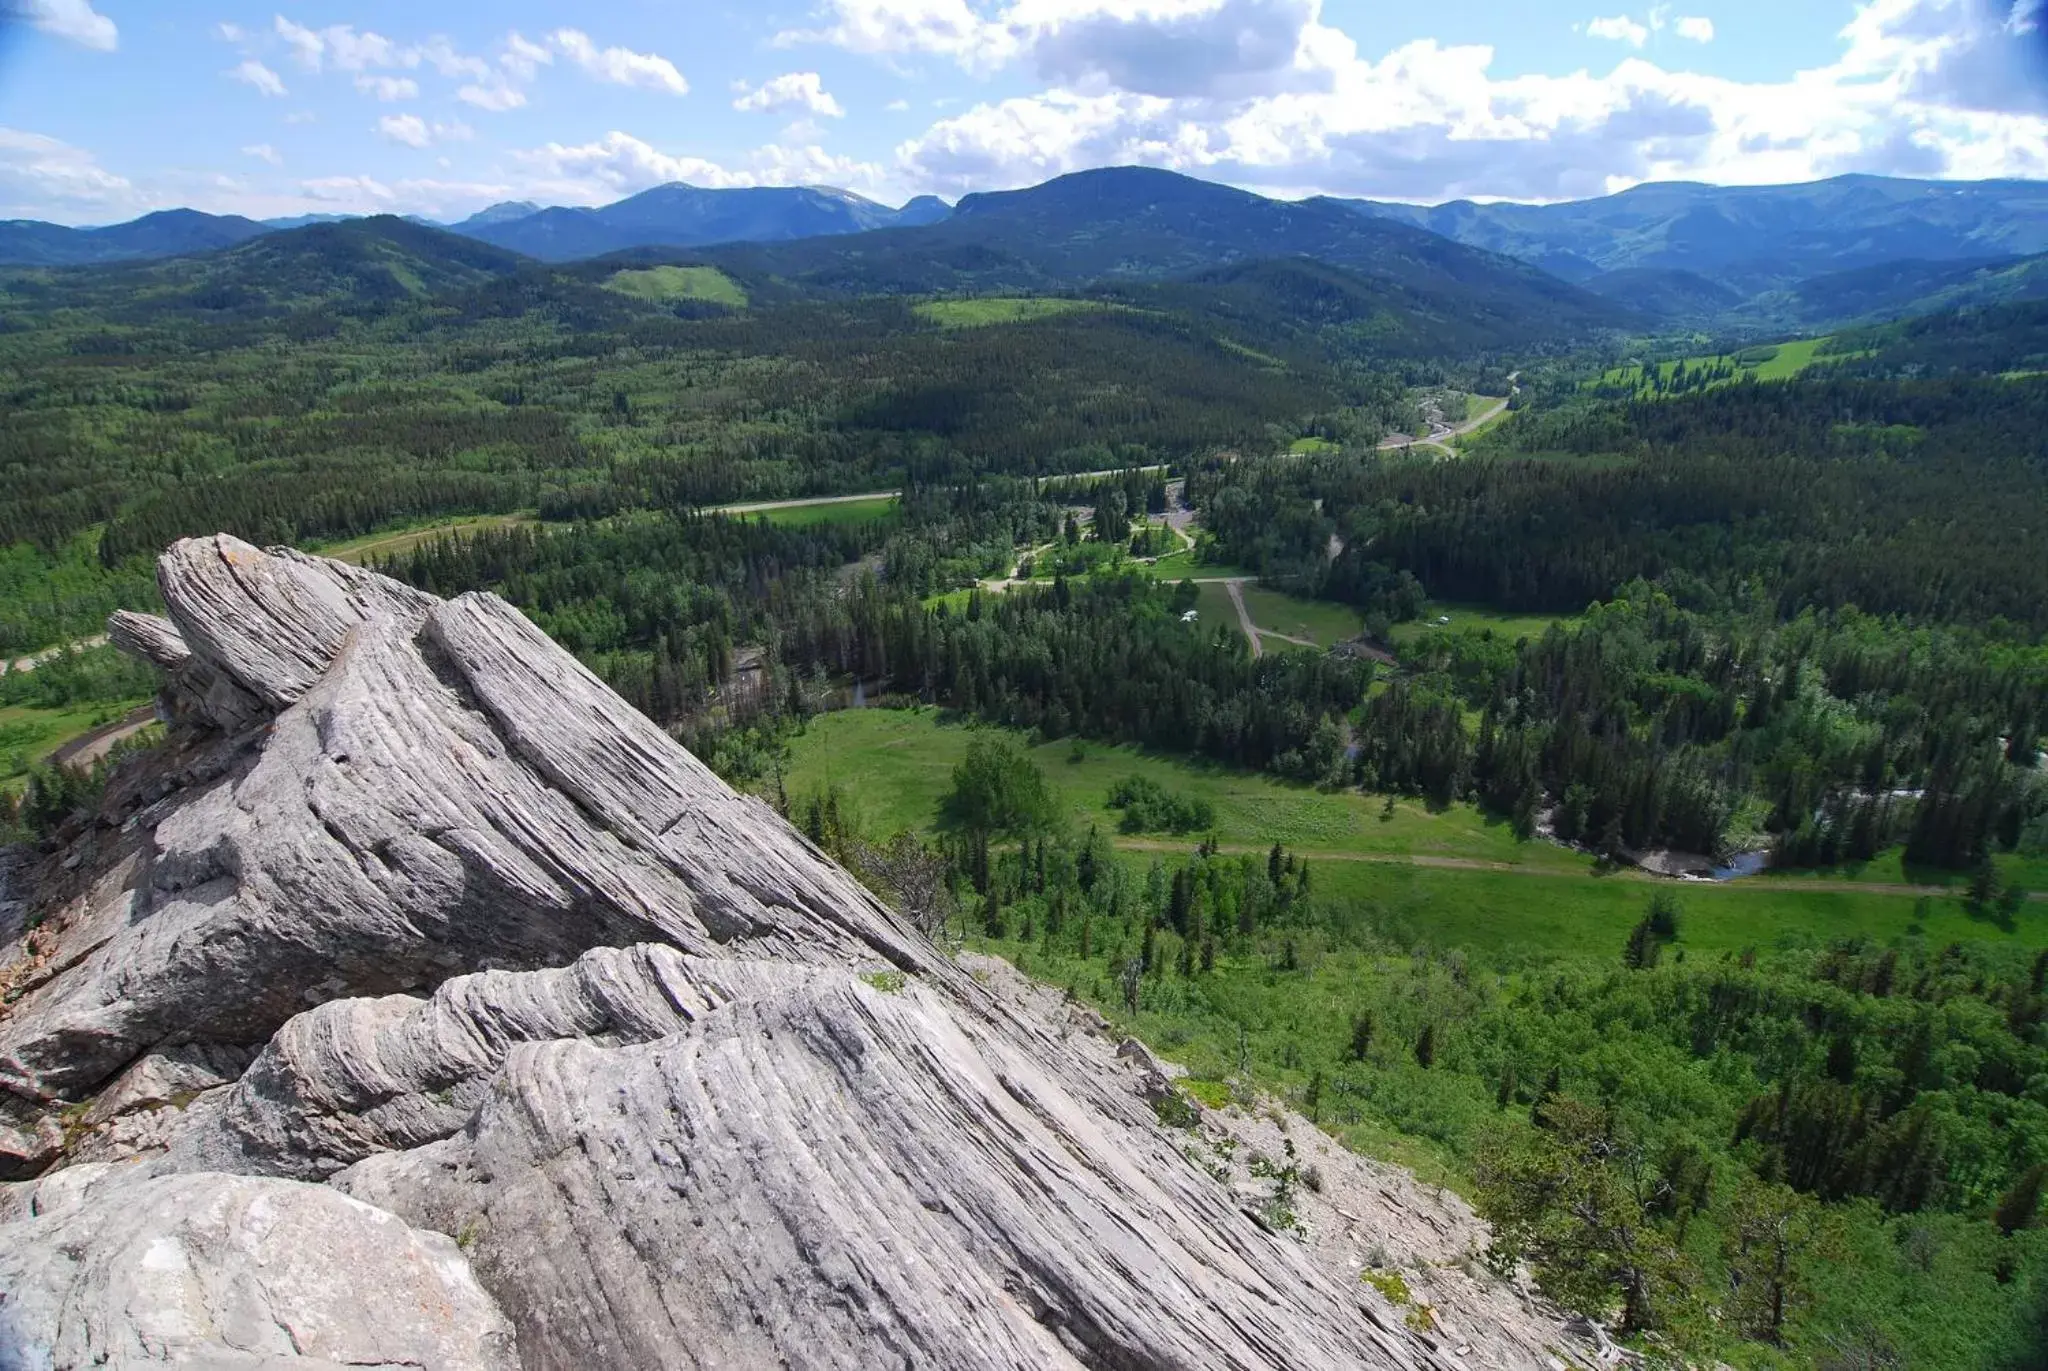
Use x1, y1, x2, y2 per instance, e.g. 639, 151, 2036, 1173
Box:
0, 536, 1593, 1369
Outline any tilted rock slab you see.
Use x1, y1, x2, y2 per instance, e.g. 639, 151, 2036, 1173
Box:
0, 537, 1541, 1369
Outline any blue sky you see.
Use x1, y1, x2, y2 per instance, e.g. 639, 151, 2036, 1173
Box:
0, 0, 2043, 223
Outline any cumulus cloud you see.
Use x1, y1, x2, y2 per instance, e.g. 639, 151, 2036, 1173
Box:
242, 143, 283, 165
778, 0, 1016, 69
356, 74, 419, 101
228, 59, 288, 97
734, 72, 847, 116
302, 174, 396, 205
551, 29, 689, 94
0, 126, 132, 216
7, 0, 116, 50
513, 129, 882, 200
458, 82, 528, 112
1586, 14, 1651, 47
849, 0, 2048, 203
502, 31, 553, 80
781, 0, 1353, 95
376, 114, 474, 148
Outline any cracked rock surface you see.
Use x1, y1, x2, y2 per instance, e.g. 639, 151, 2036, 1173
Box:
0, 536, 1582, 1369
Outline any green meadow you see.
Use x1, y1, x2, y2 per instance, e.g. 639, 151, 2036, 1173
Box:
914, 297, 1108, 329
773, 708, 2026, 964
603, 265, 749, 308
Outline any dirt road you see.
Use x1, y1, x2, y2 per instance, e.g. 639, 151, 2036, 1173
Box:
1108, 836, 2047, 900
713, 464, 1174, 518
2, 634, 111, 677
49, 705, 158, 771
1377, 375, 1519, 456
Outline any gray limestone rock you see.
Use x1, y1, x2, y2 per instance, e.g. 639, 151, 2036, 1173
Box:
0, 1171, 516, 1369
0, 537, 1577, 1370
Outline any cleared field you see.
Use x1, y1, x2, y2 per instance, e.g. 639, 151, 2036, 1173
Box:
1288, 436, 1340, 455
1237, 584, 1362, 646
787, 709, 1588, 869
915, 297, 1107, 329
775, 708, 2029, 961
604, 265, 748, 308
317, 514, 534, 566
1388, 601, 1577, 649
1191, 581, 1238, 633
1130, 550, 1259, 583
1591, 336, 1853, 396
747, 495, 899, 528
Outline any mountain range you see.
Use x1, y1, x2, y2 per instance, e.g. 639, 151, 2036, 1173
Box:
1328, 175, 2048, 298
5, 168, 2047, 334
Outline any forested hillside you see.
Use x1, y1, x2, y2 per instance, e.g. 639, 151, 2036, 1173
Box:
3, 183, 2047, 1371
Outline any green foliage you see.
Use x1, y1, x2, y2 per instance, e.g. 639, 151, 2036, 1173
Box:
945, 735, 1058, 840
603, 265, 747, 308
913, 297, 1107, 329
1106, 773, 1215, 834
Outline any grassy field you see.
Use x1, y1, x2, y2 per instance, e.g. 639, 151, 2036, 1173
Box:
742, 496, 900, 528
1131, 549, 1260, 583
1388, 601, 1577, 649
316, 513, 535, 566
1592, 336, 1847, 396
915, 297, 1107, 329
1288, 436, 1341, 455
780, 708, 2043, 962
1237, 584, 1362, 647
604, 265, 748, 308
0, 701, 146, 792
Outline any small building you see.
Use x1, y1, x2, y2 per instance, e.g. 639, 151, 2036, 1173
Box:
1181, 610, 1199, 623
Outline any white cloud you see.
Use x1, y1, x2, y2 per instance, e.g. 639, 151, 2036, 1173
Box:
301, 174, 396, 205
274, 17, 328, 70
285, 110, 318, 125
512, 129, 883, 201
887, 98, 912, 111
779, 0, 1017, 69
550, 29, 689, 94
376, 114, 473, 148
356, 74, 420, 101
242, 143, 283, 165
734, 72, 847, 116
228, 59, 288, 97
417, 37, 491, 81
216, 21, 246, 42
502, 31, 553, 80
458, 82, 528, 112
378, 114, 431, 148
9, 0, 117, 51
1586, 14, 1652, 47
875, 1, 2048, 205
1675, 15, 1714, 42
0, 126, 133, 216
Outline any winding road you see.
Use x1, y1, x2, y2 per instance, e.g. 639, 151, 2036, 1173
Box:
1377, 375, 1519, 457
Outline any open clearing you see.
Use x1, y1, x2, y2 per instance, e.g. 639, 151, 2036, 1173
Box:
1389, 601, 1578, 649
1236, 584, 1362, 647
1590, 336, 1865, 396
318, 514, 533, 566
604, 265, 748, 308
775, 708, 2039, 960
725, 495, 901, 528
915, 297, 1110, 329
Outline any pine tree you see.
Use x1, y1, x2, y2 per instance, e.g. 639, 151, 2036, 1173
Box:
1415, 1023, 1437, 1069
1345, 1011, 1375, 1063
1995, 1164, 2047, 1236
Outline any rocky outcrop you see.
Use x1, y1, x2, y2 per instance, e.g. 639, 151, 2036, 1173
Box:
0, 536, 1585, 1369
